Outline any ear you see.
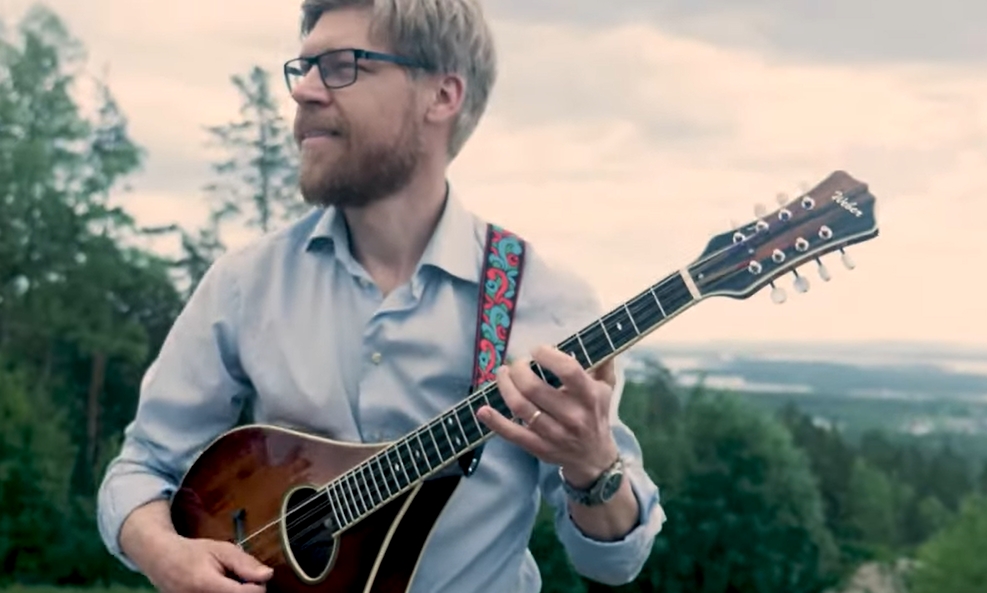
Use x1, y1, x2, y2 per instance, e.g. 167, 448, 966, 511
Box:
423, 73, 466, 125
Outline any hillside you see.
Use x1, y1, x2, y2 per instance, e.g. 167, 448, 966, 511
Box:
626, 340, 987, 459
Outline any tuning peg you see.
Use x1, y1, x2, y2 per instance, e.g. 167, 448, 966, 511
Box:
816, 258, 831, 282
754, 203, 768, 218
775, 192, 788, 206
793, 271, 810, 293
840, 248, 855, 270
770, 282, 787, 304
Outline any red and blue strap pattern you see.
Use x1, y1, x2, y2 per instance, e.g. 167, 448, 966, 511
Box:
470, 224, 527, 390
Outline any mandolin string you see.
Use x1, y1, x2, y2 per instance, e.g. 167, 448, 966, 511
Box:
243, 275, 698, 553
270, 274, 700, 551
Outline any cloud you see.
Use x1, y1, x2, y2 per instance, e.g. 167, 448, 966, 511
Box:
4, 0, 984, 345
484, 0, 987, 64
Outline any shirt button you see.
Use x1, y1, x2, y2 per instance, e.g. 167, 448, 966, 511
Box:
370, 352, 382, 364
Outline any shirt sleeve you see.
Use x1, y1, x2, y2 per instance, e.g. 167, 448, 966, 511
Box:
96, 253, 254, 570
537, 356, 667, 586
528, 260, 666, 585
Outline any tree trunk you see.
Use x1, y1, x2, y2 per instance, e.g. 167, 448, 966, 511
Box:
86, 350, 107, 479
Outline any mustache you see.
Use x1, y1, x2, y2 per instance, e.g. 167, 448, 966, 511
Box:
294, 112, 348, 141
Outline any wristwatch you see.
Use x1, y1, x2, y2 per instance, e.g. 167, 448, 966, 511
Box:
559, 455, 625, 507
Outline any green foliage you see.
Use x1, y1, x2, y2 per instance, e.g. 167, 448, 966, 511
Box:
0, 4, 178, 586
637, 389, 840, 593
909, 495, 987, 593
2, 4, 985, 593
0, 364, 74, 582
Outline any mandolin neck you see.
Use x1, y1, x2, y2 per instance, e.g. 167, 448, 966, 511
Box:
317, 269, 699, 533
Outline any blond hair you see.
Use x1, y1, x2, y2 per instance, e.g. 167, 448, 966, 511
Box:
300, 0, 497, 159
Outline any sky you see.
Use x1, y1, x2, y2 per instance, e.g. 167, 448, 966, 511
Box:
2, 0, 985, 349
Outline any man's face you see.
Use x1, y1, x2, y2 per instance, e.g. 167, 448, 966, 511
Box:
290, 7, 424, 209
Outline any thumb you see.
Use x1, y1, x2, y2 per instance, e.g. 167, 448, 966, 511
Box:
212, 542, 274, 582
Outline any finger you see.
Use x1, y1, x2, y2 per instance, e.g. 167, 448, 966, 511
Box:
476, 404, 549, 457
532, 345, 596, 400
496, 366, 565, 438
504, 357, 573, 421
212, 542, 274, 583
197, 568, 267, 593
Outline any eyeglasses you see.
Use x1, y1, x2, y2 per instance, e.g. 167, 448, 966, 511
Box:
283, 48, 427, 92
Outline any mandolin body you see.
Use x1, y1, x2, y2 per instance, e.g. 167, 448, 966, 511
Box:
169, 424, 461, 593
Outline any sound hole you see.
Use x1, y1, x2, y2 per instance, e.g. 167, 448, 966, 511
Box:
283, 486, 336, 581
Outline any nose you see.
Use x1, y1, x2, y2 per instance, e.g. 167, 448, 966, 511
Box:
290, 68, 333, 105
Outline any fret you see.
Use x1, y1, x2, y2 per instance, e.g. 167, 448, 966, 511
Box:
384, 447, 410, 489
575, 333, 594, 366
623, 303, 640, 334
601, 306, 638, 352
627, 291, 665, 331
454, 403, 482, 443
347, 474, 366, 515
361, 464, 381, 506
648, 286, 667, 317
428, 422, 454, 461
444, 414, 467, 452
399, 440, 422, 481
323, 483, 342, 527
372, 456, 392, 498
467, 397, 493, 438
597, 319, 616, 352
342, 478, 362, 517
334, 482, 353, 525
420, 428, 443, 468
558, 335, 592, 369
413, 432, 434, 471
578, 322, 612, 364
437, 417, 456, 457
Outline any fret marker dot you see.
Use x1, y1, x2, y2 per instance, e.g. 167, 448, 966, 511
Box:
617, 322, 623, 330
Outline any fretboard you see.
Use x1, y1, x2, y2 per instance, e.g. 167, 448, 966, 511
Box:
316, 270, 697, 532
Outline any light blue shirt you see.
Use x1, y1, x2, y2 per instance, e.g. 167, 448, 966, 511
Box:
96, 187, 666, 592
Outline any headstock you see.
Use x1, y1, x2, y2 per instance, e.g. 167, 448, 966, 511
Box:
689, 170, 879, 303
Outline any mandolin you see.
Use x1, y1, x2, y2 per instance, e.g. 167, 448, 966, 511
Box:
170, 170, 880, 593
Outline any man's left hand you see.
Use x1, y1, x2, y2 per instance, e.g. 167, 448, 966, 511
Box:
477, 345, 619, 489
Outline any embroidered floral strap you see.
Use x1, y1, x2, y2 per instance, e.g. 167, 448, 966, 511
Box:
457, 224, 526, 478
470, 224, 527, 390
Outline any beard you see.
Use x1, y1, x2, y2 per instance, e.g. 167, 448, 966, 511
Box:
298, 106, 424, 210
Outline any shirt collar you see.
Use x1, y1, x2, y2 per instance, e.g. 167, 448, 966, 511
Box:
304, 183, 482, 285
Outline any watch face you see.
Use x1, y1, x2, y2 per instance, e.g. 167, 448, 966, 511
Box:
600, 471, 623, 501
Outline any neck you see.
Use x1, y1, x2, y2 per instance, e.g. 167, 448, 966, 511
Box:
341, 166, 448, 294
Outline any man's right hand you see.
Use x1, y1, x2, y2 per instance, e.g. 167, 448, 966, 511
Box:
119, 501, 274, 593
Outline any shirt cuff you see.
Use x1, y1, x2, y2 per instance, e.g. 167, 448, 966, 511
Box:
97, 464, 177, 572
553, 469, 666, 585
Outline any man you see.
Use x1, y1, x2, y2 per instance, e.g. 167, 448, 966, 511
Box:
96, 1, 666, 592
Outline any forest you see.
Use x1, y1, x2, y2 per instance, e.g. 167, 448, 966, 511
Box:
1, 5, 985, 593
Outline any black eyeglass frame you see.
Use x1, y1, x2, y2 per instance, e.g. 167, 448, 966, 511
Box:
283, 47, 428, 92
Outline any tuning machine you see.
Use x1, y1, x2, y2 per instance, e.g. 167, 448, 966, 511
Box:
770, 281, 786, 304
840, 248, 855, 270
792, 271, 809, 293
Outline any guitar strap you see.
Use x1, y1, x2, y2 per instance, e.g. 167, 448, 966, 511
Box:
456, 223, 527, 477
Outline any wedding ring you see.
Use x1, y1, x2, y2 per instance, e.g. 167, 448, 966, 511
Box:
527, 410, 542, 427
